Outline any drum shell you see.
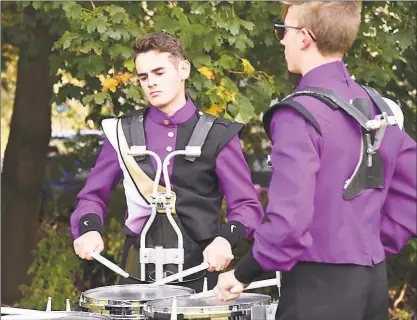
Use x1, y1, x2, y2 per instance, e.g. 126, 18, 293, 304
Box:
80, 284, 194, 319
144, 293, 271, 320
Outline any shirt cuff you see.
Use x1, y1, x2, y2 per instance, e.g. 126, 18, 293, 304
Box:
234, 251, 265, 284
79, 214, 103, 236
217, 221, 246, 248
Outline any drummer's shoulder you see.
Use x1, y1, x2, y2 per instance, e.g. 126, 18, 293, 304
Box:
117, 107, 148, 119
197, 111, 244, 130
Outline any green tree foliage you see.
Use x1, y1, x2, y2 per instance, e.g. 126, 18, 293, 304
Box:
1, 1, 415, 317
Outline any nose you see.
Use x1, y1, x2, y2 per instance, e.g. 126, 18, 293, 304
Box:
147, 74, 157, 88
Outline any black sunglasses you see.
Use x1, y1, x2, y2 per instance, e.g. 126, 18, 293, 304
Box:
274, 23, 317, 42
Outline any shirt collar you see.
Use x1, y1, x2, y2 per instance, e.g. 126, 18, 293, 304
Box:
296, 60, 352, 89
147, 96, 197, 126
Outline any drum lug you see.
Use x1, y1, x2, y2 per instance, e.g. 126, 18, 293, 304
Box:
250, 305, 266, 320
266, 303, 278, 320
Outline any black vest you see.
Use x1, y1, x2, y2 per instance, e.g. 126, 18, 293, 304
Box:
121, 109, 244, 241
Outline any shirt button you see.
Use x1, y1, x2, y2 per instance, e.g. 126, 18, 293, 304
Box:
166, 146, 173, 152
163, 120, 169, 125
168, 132, 174, 138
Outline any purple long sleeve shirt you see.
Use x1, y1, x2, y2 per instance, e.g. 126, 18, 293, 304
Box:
235, 61, 416, 281
70, 98, 263, 239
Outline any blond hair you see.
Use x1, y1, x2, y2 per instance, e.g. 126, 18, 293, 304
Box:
281, 1, 362, 55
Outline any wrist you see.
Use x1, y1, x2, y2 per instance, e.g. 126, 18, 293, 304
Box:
217, 221, 246, 248
79, 214, 103, 236
234, 251, 264, 284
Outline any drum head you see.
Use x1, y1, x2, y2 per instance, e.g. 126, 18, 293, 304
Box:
144, 293, 271, 319
2, 311, 111, 319
80, 284, 194, 307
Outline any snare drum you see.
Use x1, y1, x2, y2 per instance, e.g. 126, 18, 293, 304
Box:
80, 284, 194, 319
2, 311, 111, 319
144, 293, 272, 319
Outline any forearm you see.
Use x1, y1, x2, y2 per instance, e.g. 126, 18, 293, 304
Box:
380, 133, 417, 253
234, 108, 321, 283
70, 138, 123, 238
216, 135, 264, 247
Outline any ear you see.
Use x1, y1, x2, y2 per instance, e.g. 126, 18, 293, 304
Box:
300, 28, 314, 50
178, 60, 191, 81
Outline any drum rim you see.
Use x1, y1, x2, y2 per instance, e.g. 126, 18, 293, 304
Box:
79, 284, 194, 309
2, 311, 111, 319
143, 293, 271, 319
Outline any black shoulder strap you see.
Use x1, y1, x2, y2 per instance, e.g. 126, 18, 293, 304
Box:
263, 99, 322, 140
361, 85, 394, 116
185, 112, 216, 162
285, 87, 371, 130
129, 108, 146, 161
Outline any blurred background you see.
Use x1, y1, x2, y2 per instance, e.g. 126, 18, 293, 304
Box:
1, 1, 416, 319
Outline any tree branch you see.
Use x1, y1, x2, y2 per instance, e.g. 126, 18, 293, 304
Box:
393, 283, 408, 309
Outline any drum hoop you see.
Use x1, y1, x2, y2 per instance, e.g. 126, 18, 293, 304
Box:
143, 294, 271, 319
1, 311, 111, 319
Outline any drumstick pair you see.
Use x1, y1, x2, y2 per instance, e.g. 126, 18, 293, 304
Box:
90, 252, 208, 284
91, 252, 280, 297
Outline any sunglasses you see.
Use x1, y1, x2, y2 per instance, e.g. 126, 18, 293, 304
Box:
274, 23, 317, 42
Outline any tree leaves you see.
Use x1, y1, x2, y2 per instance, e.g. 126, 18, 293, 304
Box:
86, 15, 107, 34
197, 66, 216, 80
6, 1, 415, 129
241, 58, 255, 75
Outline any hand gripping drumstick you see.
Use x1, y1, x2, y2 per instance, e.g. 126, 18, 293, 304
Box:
190, 278, 279, 300
90, 252, 144, 283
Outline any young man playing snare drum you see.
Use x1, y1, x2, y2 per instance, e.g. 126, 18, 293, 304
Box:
70, 33, 264, 293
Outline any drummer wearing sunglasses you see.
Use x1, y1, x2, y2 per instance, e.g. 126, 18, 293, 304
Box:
215, 2, 416, 320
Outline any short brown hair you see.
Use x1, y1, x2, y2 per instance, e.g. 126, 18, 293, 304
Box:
133, 32, 186, 63
280, 1, 362, 55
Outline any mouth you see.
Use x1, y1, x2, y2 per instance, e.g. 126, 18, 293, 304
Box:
150, 91, 161, 97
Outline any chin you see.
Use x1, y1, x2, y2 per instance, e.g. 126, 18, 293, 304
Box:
148, 96, 168, 108
287, 65, 300, 74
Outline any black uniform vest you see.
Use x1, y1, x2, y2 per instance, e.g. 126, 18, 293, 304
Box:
121, 109, 244, 241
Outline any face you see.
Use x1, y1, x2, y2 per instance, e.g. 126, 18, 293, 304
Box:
280, 6, 307, 74
135, 50, 190, 109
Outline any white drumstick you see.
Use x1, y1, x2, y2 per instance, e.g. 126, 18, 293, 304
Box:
190, 278, 278, 300
90, 252, 129, 279
150, 262, 209, 286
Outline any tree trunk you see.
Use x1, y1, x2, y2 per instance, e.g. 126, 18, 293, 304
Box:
1, 14, 55, 305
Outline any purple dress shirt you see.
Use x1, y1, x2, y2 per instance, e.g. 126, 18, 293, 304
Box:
70, 98, 264, 240
235, 61, 416, 282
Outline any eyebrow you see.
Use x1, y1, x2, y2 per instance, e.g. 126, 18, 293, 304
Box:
138, 67, 165, 77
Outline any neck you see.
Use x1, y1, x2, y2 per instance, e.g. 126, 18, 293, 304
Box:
158, 92, 187, 117
300, 52, 343, 76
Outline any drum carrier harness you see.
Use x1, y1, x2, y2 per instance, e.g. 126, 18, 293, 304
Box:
125, 110, 217, 283
263, 86, 399, 199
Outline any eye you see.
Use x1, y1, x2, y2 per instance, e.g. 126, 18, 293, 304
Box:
155, 72, 164, 76
139, 76, 147, 81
